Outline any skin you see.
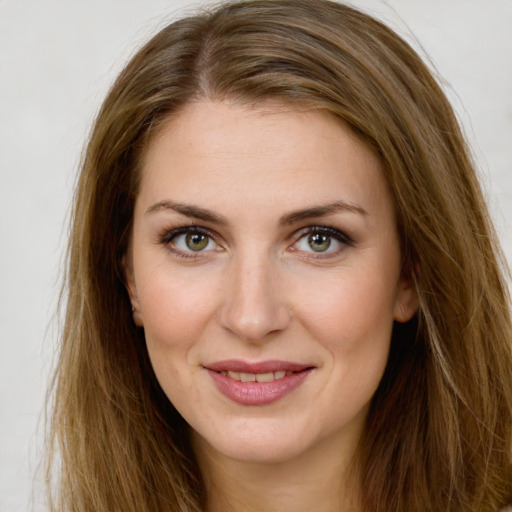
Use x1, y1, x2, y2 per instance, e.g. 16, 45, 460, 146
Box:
125, 100, 417, 512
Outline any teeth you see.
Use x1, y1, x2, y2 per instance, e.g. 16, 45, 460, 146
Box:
256, 372, 274, 383
223, 370, 293, 382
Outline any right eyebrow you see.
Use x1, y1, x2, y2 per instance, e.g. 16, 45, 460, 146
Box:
145, 200, 229, 226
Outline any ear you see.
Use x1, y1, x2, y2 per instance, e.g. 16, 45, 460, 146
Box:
393, 273, 418, 323
122, 255, 144, 327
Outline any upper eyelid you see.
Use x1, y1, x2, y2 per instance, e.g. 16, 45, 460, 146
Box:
292, 225, 354, 243
159, 225, 217, 242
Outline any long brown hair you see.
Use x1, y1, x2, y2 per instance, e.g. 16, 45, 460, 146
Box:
46, 1, 512, 510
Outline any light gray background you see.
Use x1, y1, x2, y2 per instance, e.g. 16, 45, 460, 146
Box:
1, 1, 511, 510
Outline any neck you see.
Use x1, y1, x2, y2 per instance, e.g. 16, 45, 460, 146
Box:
193, 431, 362, 512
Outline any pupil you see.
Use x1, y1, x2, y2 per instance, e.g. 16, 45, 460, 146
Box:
186, 232, 208, 251
308, 233, 331, 252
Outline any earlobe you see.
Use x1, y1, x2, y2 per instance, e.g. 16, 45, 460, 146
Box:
393, 276, 419, 323
122, 255, 144, 327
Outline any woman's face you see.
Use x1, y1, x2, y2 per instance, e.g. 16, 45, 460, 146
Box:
126, 101, 417, 465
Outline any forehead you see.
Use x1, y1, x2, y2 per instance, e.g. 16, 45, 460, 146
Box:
145, 100, 372, 162
136, 100, 392, 220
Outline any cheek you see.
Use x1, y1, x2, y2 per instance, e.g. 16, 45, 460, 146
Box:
137, 274, 210, 411
136, 266, 220, 363
294, 264, 398, 353
136, 269, 226, 428
298, 269, 396, 426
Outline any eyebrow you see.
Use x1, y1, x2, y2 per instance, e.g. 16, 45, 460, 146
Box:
279, 201, 368, 225
145, 200, 229, 225
145, 199, 368, 225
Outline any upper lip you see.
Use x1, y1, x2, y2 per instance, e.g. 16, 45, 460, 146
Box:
204, 359, 313, 374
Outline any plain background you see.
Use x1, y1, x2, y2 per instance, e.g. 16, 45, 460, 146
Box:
0, 1, 511, 510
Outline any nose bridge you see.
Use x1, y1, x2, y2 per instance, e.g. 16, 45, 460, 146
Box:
219, 246, 291, 342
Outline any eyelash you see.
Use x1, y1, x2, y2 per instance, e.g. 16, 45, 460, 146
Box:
157, 225, 354, 260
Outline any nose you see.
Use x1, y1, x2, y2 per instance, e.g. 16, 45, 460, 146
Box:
218, 254, 292, 342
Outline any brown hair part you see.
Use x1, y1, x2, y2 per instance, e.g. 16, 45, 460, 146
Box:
47, 1, 512, 510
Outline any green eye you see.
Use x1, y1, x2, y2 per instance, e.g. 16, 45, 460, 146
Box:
307, 232, 332, 252
161, 227, 219, 257
185, 232, 209, 251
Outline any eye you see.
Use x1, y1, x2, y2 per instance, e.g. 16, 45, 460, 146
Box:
292, 227, 353, 256
175, 232, 213, 252
159, 226, 220, 257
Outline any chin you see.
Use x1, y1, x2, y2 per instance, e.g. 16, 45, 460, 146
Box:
210, 439, 307, 465
192, 416, 323, 466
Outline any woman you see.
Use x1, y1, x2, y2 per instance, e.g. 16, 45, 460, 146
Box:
46, 0, 512, 510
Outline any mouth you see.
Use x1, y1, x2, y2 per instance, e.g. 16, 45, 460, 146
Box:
217, 369, 295, 382
204, 360, 315, 406
205, 359, 313, 374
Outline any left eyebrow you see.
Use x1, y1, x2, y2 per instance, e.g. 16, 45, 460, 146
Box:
279, 201, 368, 225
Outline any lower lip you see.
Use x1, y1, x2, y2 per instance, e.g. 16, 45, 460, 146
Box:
207, 369, 313, 406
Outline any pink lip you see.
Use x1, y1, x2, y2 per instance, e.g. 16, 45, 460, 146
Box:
204, 360, 314, 406
206, 359, 311, 374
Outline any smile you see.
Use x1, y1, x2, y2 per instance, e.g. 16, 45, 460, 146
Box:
219, 370, 291, 382
204, 360, 314, 406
